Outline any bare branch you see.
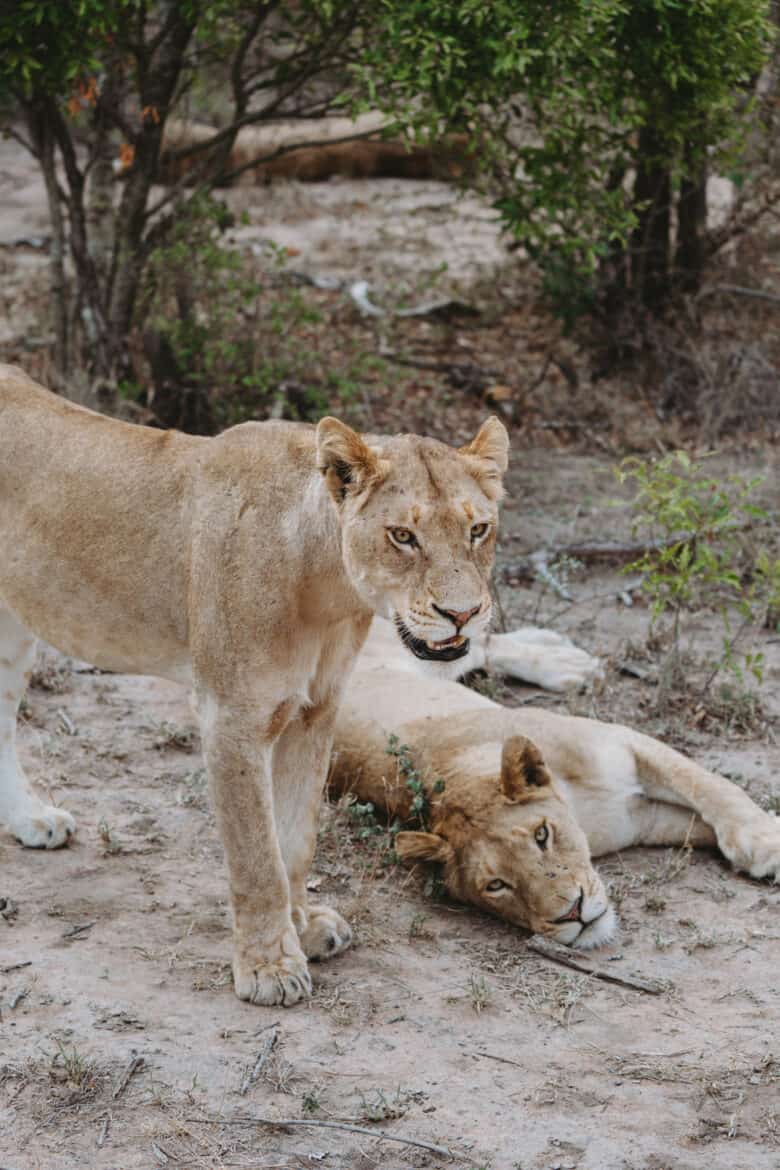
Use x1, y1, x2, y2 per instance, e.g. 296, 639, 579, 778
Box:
185, 1115, 454, 1158
697, 283, 780, 307
1, 123, 38, 156
527, 935, 671, 995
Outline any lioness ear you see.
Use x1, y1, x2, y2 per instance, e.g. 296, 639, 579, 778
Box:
395, 830, 453, 865
316, 416, 381, 503
459, 417, 509, 500
501, 735, 552, 803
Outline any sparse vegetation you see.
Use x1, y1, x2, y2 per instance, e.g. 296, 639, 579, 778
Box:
467, 972, 493, 1015
138, 202, 386, 430
386, 733, 445, 831
616, 451, 780, 717
97, 817, 122, 855
50, 1041, 98, 1102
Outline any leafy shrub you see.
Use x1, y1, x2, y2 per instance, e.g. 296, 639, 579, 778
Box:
616, 451, 780, 700
138, 195, 380, 431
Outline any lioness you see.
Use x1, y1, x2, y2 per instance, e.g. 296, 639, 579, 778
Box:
330, 618, 780, 946
0, 365, 508, 1005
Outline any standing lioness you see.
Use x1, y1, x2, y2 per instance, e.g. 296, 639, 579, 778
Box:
0, 365, 508, 1006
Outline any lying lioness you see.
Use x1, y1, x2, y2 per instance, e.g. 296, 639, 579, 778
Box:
330, 618, 780, 947
0, 365, 509, 1005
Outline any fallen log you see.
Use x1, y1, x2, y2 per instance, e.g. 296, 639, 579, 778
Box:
158, 116, 472, 186
502, 536, 694, 584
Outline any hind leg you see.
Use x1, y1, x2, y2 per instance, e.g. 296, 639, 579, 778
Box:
0, 606, 75, 848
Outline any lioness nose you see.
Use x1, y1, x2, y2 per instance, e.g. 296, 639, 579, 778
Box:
433, 603, 480, 629
554, 889, 584, 924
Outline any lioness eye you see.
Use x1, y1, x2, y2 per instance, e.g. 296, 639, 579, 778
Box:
389, 527, 417, 548
471, 523, 489, 541
485, 878, 507, 893
535, 824, 549, 849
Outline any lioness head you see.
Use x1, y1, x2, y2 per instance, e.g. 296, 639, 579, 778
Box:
317, 416, 508, 676
395, 736, 617, 949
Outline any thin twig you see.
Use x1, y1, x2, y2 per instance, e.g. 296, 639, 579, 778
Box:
113, 1055, 145, 1100
698, 283, 780, 306
56, 708, 76, 735
473, 1050, 525, 1069
526, 353, 552, 395
527, 936, 671, 995
62, 920, 96, 940
186, 1115, 453, 1157
239, 1025, 278, 1094
8, 988, 28, 1011
699, 613, 752, 699
529, 551, 573, 602
0, 961, 32, 975
97, 1117, 110, 1149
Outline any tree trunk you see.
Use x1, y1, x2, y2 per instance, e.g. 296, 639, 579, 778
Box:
25, 104, 69, 382
631, 124, 672, 315
674, 143, 707, 294
108, 5, 196, 361
86, 73, 118, 291
47, 97, 114, 378
597, 162, 630, 336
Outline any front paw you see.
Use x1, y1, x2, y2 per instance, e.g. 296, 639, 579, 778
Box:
233, 947, 312, 1006
298, 904, 353, 960
11, 805, 76, 849
719, 814, 780, 881
490, 632, 603, 691
534, 644, 603, 691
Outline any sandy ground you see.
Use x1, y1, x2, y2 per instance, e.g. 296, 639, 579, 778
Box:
1, 136, 779, 1170
2, 453, 779, 1170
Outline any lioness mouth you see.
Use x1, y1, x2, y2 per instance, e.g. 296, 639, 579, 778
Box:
394, 617, 470, 663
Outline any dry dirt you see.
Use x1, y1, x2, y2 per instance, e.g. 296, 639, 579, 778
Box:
1, 136, 780, 1170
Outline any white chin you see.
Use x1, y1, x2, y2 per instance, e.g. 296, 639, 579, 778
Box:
405, 645, 481, 681
570, 904, 619, 950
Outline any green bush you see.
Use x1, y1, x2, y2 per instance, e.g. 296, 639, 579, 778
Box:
616, 451, 780, 698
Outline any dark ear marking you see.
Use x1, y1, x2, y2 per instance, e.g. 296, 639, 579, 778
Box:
316, 416, 381, 506
328, 459, 353, 501
501, 735, 552, 802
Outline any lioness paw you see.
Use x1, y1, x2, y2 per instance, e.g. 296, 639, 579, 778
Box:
719, 814, 780, 882
496, 627, 574, 647
486, 631, 603, 692
233, 951, 312, 1006
11, 805, 76, 849
298, 905, 352, 961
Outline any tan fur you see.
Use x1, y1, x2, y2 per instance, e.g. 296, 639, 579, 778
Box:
331, 618, 780, 946
157, 116, 471, 186
0, 365, 507, 1005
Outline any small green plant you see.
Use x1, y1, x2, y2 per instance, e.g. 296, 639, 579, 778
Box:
408, 912, 434, 940
51, 1040, 96, 1097
386, 734, 445, 830
97, 819, 122, 855
357, 1086, 419, 1122
301, 1089, 321, 1114
616, 451, 780, 702
346, 799, 385, 840
468, 972, 492, 1015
